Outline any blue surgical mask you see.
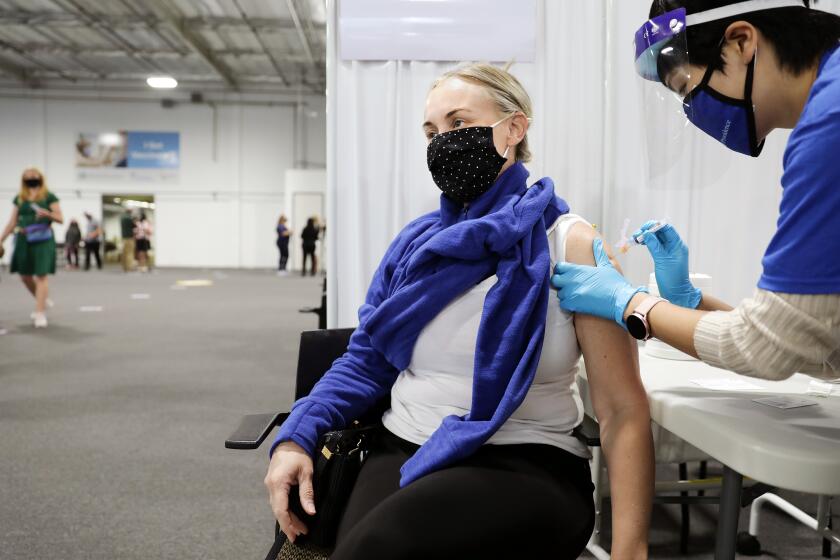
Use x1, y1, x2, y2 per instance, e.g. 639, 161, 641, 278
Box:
683, 54, 764, 157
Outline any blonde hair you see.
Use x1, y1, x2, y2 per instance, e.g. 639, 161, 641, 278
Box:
18, 167, 50, 206
431, 63, 534, 163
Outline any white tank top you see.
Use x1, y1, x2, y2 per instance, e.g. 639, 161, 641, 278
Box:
382, 213, 591, 458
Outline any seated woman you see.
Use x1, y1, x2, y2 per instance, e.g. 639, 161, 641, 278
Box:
265, 64, 653, 559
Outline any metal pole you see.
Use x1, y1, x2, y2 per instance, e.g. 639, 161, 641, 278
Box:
715, 466, 743, 560
324, 0, 338, 328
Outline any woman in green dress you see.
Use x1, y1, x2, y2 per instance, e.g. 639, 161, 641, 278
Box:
0, 168, 63, 328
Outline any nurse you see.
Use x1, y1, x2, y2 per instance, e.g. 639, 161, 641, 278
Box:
552, 0, 840, 380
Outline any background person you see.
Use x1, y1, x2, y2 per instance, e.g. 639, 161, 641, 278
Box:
120, 209, 136, 272
276, 214, 290, 275
134, 212, 153, 273
300, 217, 319, 276
552, 0, 840, 380
83, 211, 102, 271
0, 167, 63, 328
64, 218, 81, 269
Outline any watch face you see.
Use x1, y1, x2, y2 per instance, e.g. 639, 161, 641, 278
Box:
626, 314, 647, 340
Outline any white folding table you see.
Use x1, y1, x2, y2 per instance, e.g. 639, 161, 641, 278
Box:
577, 350, 840, 560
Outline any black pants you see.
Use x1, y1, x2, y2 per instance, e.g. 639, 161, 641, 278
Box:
66, 244, 78, 267
332, 430, 595, 560
84, 241, 101, 270
278, 242, 289, 270
302, 246, 317, 276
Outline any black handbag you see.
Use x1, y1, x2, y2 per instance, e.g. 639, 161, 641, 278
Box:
266, 422, 379, 559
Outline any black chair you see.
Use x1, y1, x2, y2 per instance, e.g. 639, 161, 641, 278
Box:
298, 279, 328, 330
226, 328, 357, 452
226, 328, 601, 559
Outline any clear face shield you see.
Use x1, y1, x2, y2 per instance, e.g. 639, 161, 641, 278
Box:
633, 0, 806, 189
633, 6, 705, 190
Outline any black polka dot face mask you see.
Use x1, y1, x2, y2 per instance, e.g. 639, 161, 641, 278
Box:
427, 115, 512, 204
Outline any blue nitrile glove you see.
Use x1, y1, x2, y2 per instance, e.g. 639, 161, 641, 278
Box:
551, 238, 648, 326
632, 221, 702, 309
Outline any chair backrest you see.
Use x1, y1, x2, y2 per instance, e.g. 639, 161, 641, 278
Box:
295, 328, 355, 400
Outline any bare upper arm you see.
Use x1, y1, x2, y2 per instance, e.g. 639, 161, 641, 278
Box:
564, 221, 622, 270
564, 222, 648, 420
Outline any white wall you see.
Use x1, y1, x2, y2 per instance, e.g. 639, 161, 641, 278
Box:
0, 93, 326, 268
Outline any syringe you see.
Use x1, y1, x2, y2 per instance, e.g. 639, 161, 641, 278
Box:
615, 218, 670, 253
633, 219, 668, 244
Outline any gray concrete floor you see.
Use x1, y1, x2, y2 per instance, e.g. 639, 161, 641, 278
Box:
1, 267, 322, 560
0, 266, 836, 559
589, 462, 837, 560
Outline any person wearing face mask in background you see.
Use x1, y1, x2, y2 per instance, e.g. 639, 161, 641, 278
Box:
0, 168, 64, 328
552, 0, 840, 381
265, 63, 654, 559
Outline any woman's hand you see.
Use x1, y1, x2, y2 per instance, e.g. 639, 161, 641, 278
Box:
264, 441, 317, 543
633, 222, 701, 309
551, 238, 647, 325
34, 207, 52, 219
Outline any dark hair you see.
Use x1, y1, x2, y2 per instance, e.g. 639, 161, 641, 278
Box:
650, 0, 840, 75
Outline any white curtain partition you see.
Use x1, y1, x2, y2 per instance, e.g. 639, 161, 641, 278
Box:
327, 0, 840, 328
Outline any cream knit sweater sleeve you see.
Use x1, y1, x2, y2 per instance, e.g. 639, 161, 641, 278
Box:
693, 289, 840, 381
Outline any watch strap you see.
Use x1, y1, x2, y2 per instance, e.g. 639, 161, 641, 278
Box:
634, 295, 666, 318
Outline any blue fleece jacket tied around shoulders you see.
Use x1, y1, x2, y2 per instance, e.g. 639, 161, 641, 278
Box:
273, 162, 569, 486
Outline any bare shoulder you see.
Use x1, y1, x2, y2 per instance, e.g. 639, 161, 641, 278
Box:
564, 221, 598, 266
563, 220, 622, 272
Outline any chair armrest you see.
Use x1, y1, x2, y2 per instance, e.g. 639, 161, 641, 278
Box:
572, 414, 601, 447
225, 412, 289, 450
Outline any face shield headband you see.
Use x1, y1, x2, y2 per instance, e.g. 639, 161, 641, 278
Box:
634, 1, 804, 156
634, 0, 806, 84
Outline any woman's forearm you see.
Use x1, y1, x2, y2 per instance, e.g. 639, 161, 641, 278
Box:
698, 292, 733, 312
600, 406, 654, 559
622, 289, 732, 358
49, 204, 64, 225
624, 293, 705, 358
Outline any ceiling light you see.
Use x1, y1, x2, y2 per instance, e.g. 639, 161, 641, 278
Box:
146, 76, 178, 89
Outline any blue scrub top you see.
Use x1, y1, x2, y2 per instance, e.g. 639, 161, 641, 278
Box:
759, 46, 840, 294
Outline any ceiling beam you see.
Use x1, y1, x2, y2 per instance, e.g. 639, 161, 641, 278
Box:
0, 37, 76, 84
19, 68, 296, 83
116, 0, 187, 55
46, 0, 166, 75
4, 43, 316, 62
144, 0, 239, 90
188, 16, 324, 32
0, 11, 324, 32
231, 0, 290, 88
286, 0, 316, 67
33, 23, 107, 78
0, 54, 33, 85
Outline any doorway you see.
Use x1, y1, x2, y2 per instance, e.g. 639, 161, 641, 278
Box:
101, 194, 155, 271
291, 192, 325, 274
